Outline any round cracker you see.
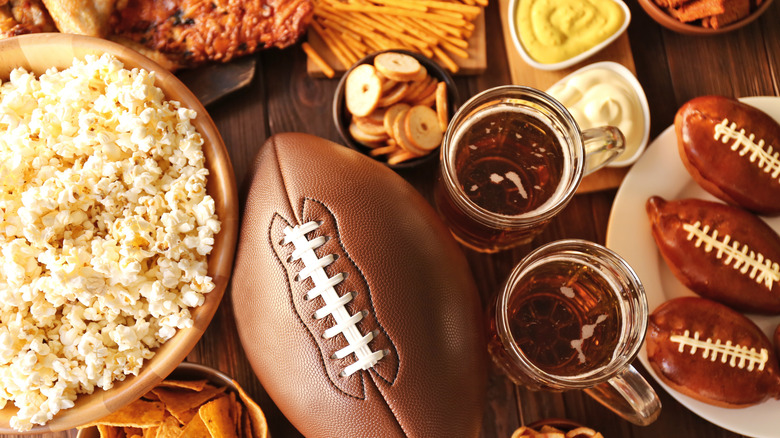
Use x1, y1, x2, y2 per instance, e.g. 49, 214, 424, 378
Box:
383, 103, 411, 137
392, 107, 426, 155
374, 52, 422, 82
404, 105, 443, 152
345, 64, 382, 117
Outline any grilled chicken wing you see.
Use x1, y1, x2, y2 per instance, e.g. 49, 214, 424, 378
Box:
0, 0, 55, 37
111, 0, 313, 68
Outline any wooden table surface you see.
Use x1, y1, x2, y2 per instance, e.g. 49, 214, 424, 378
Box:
21, 1, 780, 437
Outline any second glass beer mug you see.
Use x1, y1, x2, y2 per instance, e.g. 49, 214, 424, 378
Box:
434, 86, 625, 253
488, 239, 661, 426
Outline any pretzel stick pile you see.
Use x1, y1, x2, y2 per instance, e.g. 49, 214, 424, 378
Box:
303, 0, 487, 77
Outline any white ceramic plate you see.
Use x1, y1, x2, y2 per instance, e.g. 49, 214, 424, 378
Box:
546, 61, 650, 167
508, 0, 631, 71
606, 96, 780, 438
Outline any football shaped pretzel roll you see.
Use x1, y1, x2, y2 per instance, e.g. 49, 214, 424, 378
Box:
675, 95, 780, 215
647, 297, 780, 408
647, 196, 780, 314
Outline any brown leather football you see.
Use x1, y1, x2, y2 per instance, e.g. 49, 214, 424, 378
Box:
231, 133, 487, 437
647, 297, 780, 408
647, 196, 780, 314
675, 95, 780, 215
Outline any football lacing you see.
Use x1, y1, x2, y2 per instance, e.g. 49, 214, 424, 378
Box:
283, 220, 385, 377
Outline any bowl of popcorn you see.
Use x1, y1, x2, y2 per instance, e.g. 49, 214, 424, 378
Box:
0, 33, 238, 432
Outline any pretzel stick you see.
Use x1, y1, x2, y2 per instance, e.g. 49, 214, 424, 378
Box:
311, 21, 353, 68
329, 3, 468, 26
302, 42, 335, 78
366, 0, 428, 12
433, 46, 459, 73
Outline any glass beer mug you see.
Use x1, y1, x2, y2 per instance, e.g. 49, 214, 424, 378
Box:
434, 86, 625, 253
488, 239, 661, 426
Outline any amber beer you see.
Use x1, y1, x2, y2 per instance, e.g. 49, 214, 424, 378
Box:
487, 240, 661, 426
435, 86, 624, 253
488, 256, 621, 380
434, 104, 570, 252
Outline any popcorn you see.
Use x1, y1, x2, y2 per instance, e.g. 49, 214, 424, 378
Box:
0, 53, 220, 430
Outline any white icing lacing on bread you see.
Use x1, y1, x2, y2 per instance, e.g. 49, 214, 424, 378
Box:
283, 221, 384, 377
683, 221, 780, 290
670, 330, 768, 372
713, 118, 780, 180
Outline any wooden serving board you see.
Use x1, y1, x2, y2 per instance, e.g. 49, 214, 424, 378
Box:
306, 11, 487, 77
497, 0, 637, 193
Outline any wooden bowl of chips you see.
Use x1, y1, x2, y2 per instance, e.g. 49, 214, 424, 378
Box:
333, 49, 459, 169
514, 418, 604, 438
637, 0, 774, 35
0, 33, 238, 432
76, 362, 268, 438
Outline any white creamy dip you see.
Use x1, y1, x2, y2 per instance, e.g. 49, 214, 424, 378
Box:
547, 67, 645, 163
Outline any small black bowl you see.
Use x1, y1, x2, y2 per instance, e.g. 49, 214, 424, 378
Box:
333, 49, 460, 170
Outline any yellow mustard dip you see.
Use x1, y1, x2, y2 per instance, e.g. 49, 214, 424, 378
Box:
516, 0, 625, 64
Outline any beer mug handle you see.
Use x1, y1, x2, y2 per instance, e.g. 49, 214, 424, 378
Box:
581, 126, 625, 175
583, 364, 662, 426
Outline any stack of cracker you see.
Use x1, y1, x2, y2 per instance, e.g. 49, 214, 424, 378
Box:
654, 0, 762, 28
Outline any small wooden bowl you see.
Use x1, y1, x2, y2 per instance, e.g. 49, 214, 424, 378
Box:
76, 362, 258, 438
332, 49, 459, 170
637, 0, 774, 35
0, 33, 238, 433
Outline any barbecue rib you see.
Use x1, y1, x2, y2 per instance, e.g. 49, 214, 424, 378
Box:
110, 0, 314, 69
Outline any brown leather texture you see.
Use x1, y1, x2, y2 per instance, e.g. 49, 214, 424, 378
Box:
232, 133, 487, 437
675, 95, 780, 215
646, 196, 780, 314
647, 297, 780, 408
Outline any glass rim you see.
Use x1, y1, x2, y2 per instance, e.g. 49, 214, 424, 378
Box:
495, 239, 648, 388
439, 85, 586, 230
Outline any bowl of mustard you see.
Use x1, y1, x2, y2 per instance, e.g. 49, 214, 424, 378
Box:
508, 0, 631, 71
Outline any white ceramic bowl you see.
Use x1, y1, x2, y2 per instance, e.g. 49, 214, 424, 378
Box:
546, 61, 650, 167
508, 0, 631, 71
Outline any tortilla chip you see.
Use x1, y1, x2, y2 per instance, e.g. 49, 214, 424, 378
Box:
142, 391, 160, 402
234, 381, 268, 438
156, 379, 210, 392
179, 413, 211, 438
230, 392, 242, 429
124, 427, 143, 437
169, 406, 198, 425
241, 410, 253, 438
199, 395, 238, 438
156, 415, 184, 438
81, 399, 166, 428
142, 426, 159, 438
152, 384, 225, 418
96, 424, 122, 438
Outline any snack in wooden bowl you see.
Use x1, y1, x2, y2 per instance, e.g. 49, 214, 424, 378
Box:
513, 419, 604, 438
0, 33, 238, 433
675, 95, 780, 215
647, 296, 780, 408
646, 196, 780, 314
637, 0, 773, 35
333, 49, 459, 169
76, 362, 267, 438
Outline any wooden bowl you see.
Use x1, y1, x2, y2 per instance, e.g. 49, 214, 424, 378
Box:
75, 362, 260, 438
0, 33, 238, 433
637, 0, 774, 35
333, 49, 459, 170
